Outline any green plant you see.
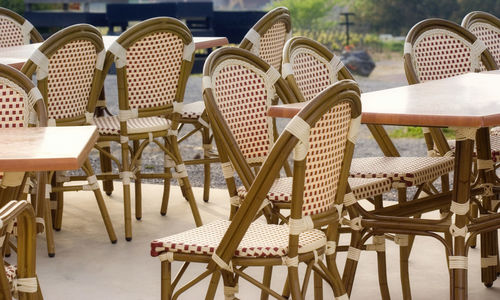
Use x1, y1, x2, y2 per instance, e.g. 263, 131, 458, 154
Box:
389, 127, 455, 139
268, 0, 338, 30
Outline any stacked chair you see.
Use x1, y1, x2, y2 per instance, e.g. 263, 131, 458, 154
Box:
0, 7, 42, 47
151, 46, 362, 300
93, 17, 202, 241
21, 24, 117, 255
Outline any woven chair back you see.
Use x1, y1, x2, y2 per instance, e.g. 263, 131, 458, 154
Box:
22, 24, 105, 125
0, 63, 46, 128
462, 11, 500, 68
106, 17, 194, 116
404, 18, 497, 84
239, 7, 291, 72
282, 36, 353, 103
0, 7, 42, 47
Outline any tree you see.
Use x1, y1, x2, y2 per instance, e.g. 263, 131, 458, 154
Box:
268, 0, 338, 30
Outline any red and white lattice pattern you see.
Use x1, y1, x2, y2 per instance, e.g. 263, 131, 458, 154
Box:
0, 16, 24, 47
302, 102, 351, 216
181, 101, 205, 119
259, 22, 288, 71
151, 219, 326, 257
412, 30, 484, 82
94, 115, 170, 135
290, 48, 333, 101
47, 40, 97, 120
126, 32, 184, 110
468, 23, 500, 66
4, 262, 16, 290
350, 156, 454, 187
213, 61, 273, 164
0, 78, 29, 128
491, 135, 500, 162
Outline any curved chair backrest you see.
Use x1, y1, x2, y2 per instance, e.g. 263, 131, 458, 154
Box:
282, 36, 353, 103
0, 7, 43, 47
22, 24, 104, 126
104, 17, 194, 118
239, 7, 292, 72
404, 18, 497, 85
0, 63, 46, 128
462, 11, 500, 68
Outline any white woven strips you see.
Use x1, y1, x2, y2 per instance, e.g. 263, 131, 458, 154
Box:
347, 246, 361, 261
449, 256, 468, 269
202, 76, 212, 90
224, 284, 239, 300
422, 127, 431, 134
30, 49, 49, 79
348, 217, 363, 231
85, 112, 95, 124
347, 116, 361, 144
164, 156, 176, 168
366, 235, 386, 252
230, 196, 240, 206
245, 28, 261, 54
325, 241, 337, 255
427, 149, 439, 157
45, 184, 52, 199
21, 20, 34, 44
470, 38, 487, 70
95, 49, 106, 71
481, 255, 497, 268
477, 159, 494, 170
172, 164, 188, 179
336, 294, 349, 300
449, 224, 468, 237
168, 129, 178, 136
148, 132, 153, 143
118, 108, 138, 122
28, 87, 42, 111
120, 135, 129, 144
83, 175, 99, 191
288, 216, 314, 235
330, 55, 344, 80
453, 127, 477, 141
198, 117, 210, 128
212, 253, 233, 272
343, 192, 356, 206
450, 200, 470, 215
108, 41, 127, 68
281, 62, 293, 79
404, 42, 413, 55
159, 252, 174, 262
282, 255, 299, 267
120, 171, 135, 185
266, 66, 280, 85
13, 277, 38, 293
183, 41, 195, 62
47, 118, 56, 127
394, 234, 409, 247
172, 102, 183, 114
0, 172, 24, 188
221, 162, 234, 179
334, 203, 343, 218
284, 115, 310, 160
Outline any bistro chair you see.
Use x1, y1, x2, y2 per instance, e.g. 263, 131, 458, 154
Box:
93, 17, 202, 241
21, 24, 117, 255
151, 47, 363, 299
0, 7, 42, 47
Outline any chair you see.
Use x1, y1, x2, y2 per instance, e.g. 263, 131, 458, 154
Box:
21, 24, 117, 255
93, 17, 202, 241
151, 46, 363, 299
282, 36, 458, 298
0, 200, 42, 299
0, 7, 42, 47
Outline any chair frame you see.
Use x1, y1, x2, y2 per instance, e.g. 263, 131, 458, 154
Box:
0, 7, 43, 47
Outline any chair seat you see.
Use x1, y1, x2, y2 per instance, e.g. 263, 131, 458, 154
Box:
237, 177, 392, 203
181, 101, 205, 120
94, 115, 171, 135
350, 156, 454, 187
151, 219, 326, 258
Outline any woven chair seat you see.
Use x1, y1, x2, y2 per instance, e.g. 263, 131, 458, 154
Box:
237, 177, 391, 203
180, 101, 205, 120
350, 157, 454, 187
94, 115, 171, 135
151, 219, 326, 258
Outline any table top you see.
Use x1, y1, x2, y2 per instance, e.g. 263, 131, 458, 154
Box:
269, 71, 500, 128
0, 126, 98, 172
0, 35, 228, 70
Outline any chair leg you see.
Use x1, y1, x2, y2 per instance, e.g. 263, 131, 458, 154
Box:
205, 271, 221, 300
99, 144, 114, 196
120, 141, 133, 241
202, 126, 211, 203
52, 180, 64, 231
161, 260, 172, 300
396, 187, 412, 299
133, 141, 142, 221
288, 265, 303, 300
260, 266, 273, 300
313, 272, 323, 300
161, 137, 172, 216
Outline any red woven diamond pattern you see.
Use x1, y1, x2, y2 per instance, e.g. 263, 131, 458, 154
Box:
213, 63, 272, 164
259, 22, 287, 71
0, 17, 23, 47
0, 82, 27, 128
302, 102, 351, 216
4, 262, 16, 291
413, 32, 483, 82
47, 40, 96, 120
468, 23, 500, 66
126, 32, 184, 110
291, 50, 331, 101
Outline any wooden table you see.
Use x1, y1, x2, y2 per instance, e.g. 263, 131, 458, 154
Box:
269, 72, 500, 298
0, 35, 229, 70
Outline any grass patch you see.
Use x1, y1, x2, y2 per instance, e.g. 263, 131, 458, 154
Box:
389, 127, 455, 139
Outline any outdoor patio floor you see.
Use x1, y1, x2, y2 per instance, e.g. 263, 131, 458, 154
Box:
31, 181, 500, 299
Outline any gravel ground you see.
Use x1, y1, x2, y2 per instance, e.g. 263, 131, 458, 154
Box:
87, 57, 437, 201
